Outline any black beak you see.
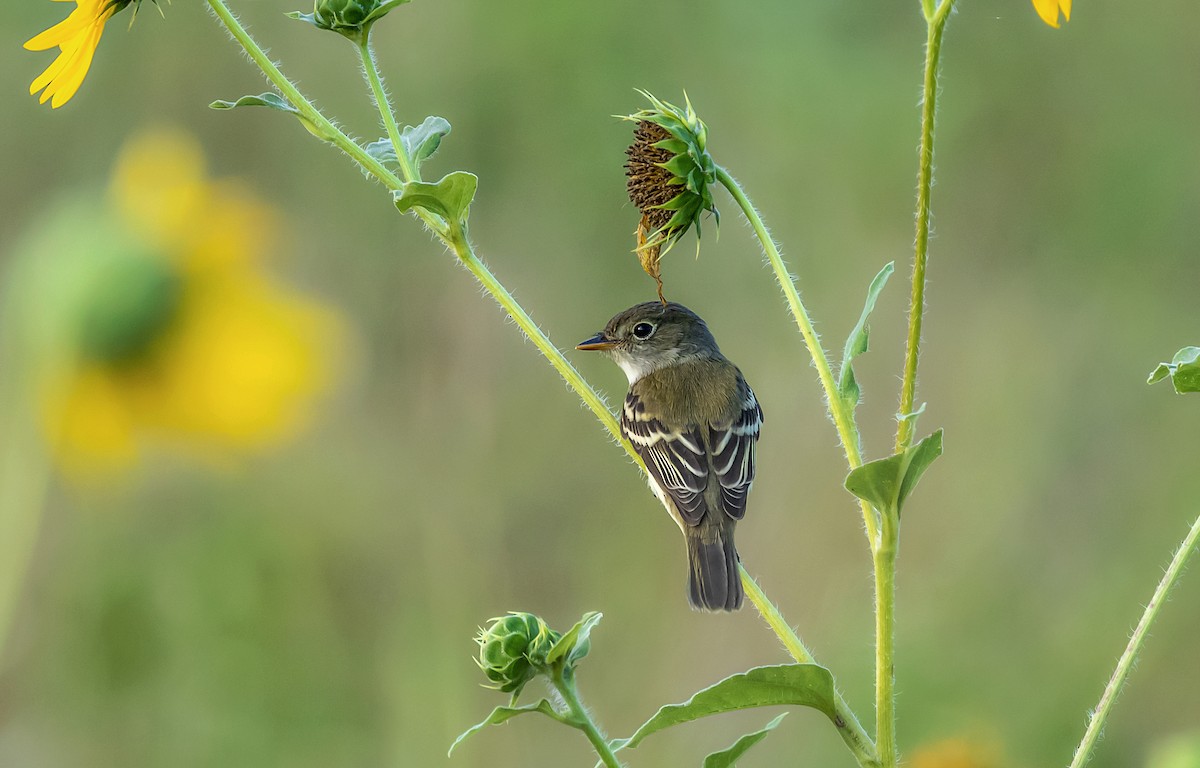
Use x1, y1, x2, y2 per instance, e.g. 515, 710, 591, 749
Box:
575, 333, 616, 351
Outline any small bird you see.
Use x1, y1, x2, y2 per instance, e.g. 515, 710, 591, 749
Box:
577, 302, 763, 611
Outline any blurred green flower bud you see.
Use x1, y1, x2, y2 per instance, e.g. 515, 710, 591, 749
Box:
77, 250, 181, 365
623, 91, 719, 258
475, 613, 560, 696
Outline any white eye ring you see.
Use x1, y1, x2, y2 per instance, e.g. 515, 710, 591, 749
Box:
632, 322, 656, 340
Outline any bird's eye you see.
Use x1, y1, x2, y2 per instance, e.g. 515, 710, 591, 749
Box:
632, 322, 655, 340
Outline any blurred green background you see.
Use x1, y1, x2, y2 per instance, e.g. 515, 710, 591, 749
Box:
2, 1, 1199, 766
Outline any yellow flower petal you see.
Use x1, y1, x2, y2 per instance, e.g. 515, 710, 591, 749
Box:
42, 365, 140, 474
137, 278, 339, 448
109, 129, 210, 251
1031, 0, 1071, 28
25, 0, 118, 108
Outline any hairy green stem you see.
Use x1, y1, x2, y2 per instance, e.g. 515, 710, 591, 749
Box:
741, 566, 879, 767
897, 0, 952, 453
205, 0, 404, 190
444, 223, 625, 449
714, 165, 880, 545
357, 22, 421, 184
553, 666, 623, 768
1067, 512, 1200, 768
873, 520, 898, 768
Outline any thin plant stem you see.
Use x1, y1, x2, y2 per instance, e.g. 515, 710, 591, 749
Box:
444, 223, 626, 449
741, 566, 879, 767
1067, 512, 1200, 768
357, 22, 421, 184
553, 666, 623, 768
354, 23, 452, 240
714, 165, 880, 545
897, 0, 953, 453
873, 518, 898, 768
204, 0, 404, 191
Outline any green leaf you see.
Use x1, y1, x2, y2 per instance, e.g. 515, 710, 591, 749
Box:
285, 10, 320, 26
702, 713, 788, 768
365, 138, 398, 168
402, 116, 452, 168
448, 700, 568, 756
363, 0, 413, 24
838, 262, 895, 416
546, 611, 602, 666
613, 664, 835, 752
392, 171, 478, 223
209, 93, 329, 140
1148, 346, 1200, 393
844, 429, 943, 520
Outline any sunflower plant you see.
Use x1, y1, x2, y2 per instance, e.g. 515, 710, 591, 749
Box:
16, 1, 1200, 768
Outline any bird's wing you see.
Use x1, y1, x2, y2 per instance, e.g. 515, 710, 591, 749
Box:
621, 390, 709, 526
708, 382, 762, 521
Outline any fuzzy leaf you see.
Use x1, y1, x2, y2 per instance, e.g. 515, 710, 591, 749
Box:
546, 611, 602, 666
838, 262, 895, 416
1148, 346, 1200, 393
448, 700, 568, 756
845, 429, 943, 520
209, 93, 329, 140
402, 116, 452, 167
392, 171, 477, 223
612, 664, 835, 752
363, 0, 413, 23
702, 713, 788, 768
365, 138, 397, 168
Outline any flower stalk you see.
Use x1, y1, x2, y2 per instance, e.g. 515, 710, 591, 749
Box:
897, 0, 953, 454
713, 165, 880, 546
1067, 511, 1200, 768
552, 666, 623, 768
741, 566, 879, 767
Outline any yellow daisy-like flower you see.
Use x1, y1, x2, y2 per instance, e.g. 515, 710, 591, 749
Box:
24, 0, 135, 108
907, 737, 1005, 768
24, 128, 342, 476
1031, 0, 1071, 28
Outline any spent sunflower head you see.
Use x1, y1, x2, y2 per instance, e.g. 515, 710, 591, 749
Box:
622, 91, 719, 301
24, 0, 146, 109
6, 127, 342, 478
1031, 0, 1071, 27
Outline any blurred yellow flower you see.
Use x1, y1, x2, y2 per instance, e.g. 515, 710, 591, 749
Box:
907, 737, 1004, 768
32, 128, 342, 476
24, 0, 135, 108
1031, 0, 1071, 28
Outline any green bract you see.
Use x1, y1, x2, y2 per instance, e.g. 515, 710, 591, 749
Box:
623, 90, 719, 253
475, 613, 560, 696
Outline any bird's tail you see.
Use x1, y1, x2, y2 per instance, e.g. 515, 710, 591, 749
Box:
685, 522, 742, 611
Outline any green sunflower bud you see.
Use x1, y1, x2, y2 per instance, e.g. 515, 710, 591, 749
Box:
475, 613, 560, 696
623, 91, 720, 260
313, 0, 376, 29
292, 0, 411, 33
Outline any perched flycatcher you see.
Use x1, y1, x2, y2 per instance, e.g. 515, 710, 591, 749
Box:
577, 302, 763, 611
